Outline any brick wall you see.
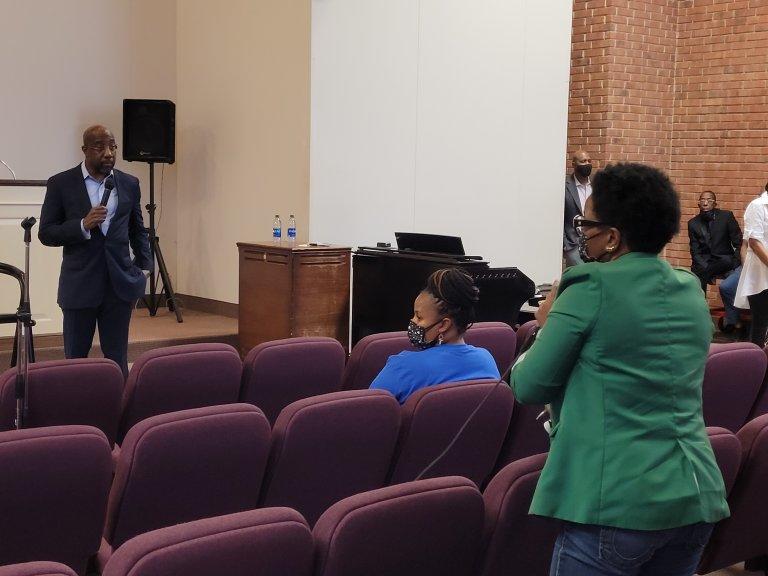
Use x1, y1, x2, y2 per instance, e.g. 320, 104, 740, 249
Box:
568, 0, 768, 301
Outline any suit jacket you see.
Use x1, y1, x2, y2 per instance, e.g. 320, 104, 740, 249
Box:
687, 208, 741, 274
39, 165, 152, 309
563, 174, 583, 251
511, 253, 729, 530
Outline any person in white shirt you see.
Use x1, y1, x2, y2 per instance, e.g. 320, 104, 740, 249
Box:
735, 182, 768, 345
563, 150, 593, 267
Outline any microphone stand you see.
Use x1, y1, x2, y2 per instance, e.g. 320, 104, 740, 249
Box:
0, 217, 37, 429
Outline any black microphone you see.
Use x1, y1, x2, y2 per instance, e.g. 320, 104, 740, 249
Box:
100, 176, 115, 206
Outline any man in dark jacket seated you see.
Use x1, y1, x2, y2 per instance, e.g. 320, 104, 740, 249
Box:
688, 190, 742, 332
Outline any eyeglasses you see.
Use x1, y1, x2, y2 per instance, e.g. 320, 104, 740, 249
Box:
87, 144, 118, 153
573, 215, 609, 235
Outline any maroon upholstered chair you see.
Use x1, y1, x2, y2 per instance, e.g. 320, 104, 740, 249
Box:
259, 389, 400, 525
117, 343, 242, 443
699, 414, 768, 574
0, 563, 77, 576
340, 331, 411, 390
514, 320, 538, 358
0, 426, 112, 575
0, 358, 124, 446
478, 452, 558, 576
463, 322, 517, 374
706, 426, 742, 496
388, 380, 514, 488
703, 342, 766, 432
102, 508, 313, 576
749, 344, 768, 420
493, 401, 550, 470
240, 337, 346, 424
313, 476, 485, 576
99, 403, 271, 570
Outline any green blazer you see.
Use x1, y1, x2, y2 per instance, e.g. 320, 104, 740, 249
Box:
511, 252, 729, 530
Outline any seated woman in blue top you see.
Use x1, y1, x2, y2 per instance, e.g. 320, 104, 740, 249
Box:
369, 268, 500, 403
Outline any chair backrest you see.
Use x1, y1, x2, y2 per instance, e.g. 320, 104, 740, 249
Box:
341, 331, 411, 390
703, 342, 766, 432
749, 344, 768, 420
103, 508, 313, 576
0, 426, 112, 576
478, 452, 558, 576
493, 401, 550, 470
260, 390, 400, 525
240, 337, 346, 424
313, 476, 485, 576
0, 359, 124, 446
388, 380, 514, 487
699, 414, 768, 574
104, 404, 271, 554
117, 343, 243, 443
706, 426, 742, 495
514, 320, 538, 358
0, 563, 77, 576
463, 322, 517, 374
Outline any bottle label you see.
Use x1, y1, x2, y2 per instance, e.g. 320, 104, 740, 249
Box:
273, 228, 281, 238
288, 227, 296, 238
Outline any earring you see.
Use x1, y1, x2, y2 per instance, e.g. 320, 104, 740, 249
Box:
606, 245, 615, 252
438, 333, 444, 345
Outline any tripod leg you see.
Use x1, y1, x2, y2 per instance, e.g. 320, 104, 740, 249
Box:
154, 236, 183, 323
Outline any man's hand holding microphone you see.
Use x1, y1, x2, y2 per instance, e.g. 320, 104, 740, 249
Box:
83, 205, 107, 230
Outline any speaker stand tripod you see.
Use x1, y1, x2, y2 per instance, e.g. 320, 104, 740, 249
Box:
143, 162, 183, 323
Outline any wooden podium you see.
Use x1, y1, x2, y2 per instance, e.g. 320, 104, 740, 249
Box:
237, 241, 351, 355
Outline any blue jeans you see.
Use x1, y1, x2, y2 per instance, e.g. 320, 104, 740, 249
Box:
549, 522, 714, 576
719, 266, 742, 326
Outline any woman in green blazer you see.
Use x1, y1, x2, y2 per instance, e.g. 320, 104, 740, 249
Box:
512, 163, 729, 576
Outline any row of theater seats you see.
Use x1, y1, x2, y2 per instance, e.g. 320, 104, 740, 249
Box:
0, 417, 764, 576
1, 321, 764, 470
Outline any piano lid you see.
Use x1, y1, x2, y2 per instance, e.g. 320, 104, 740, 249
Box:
394, 232, 465, 256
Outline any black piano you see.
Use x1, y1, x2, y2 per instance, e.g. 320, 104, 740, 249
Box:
351, 233, 535, 345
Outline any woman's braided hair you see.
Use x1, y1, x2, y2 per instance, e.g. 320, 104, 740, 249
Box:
423, 268, 480, 334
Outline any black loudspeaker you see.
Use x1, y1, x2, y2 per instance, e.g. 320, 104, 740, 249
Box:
122, 99, 175, 164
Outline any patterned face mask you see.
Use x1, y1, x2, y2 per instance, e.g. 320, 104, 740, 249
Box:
407, 319, 442, 350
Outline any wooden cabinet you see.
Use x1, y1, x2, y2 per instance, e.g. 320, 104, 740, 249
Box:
237, 241, 351, 355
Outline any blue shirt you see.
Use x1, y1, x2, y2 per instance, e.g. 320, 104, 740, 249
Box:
370, 343, 500, 404
80, 161, 118, 237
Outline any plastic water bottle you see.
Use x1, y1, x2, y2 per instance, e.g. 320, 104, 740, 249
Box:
287, 214, 296, 243
272, 215, 282, 242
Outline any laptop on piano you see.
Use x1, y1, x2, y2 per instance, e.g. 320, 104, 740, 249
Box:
394, 232, 481, 259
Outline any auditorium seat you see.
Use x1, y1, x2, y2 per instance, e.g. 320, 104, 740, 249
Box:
340, 331, 411, 390
0, 426, 112, 575
493, 401, 550, 470
240, 337, 346, 424
102, 508, 313, 576
0, 563, 77, 576
313, 476, 484, 576
462, 322, 517, 374
0, 358, 124, 446
748, 343, 768, 421
514, 319, 538, 357
259, 389, 400, 525
478, 452, 557, 576
707, 426, 742, 495
98, 404, 271, 570
699, 414, 768, 574
116, 343, 242, 443
703, 342, 766, 432
387, 379, 514, 487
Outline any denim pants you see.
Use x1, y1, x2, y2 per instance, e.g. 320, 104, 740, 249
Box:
718, 266, 742, 326
549, 522, 714, 576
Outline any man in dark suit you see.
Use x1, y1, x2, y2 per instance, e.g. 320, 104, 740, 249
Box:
688, 190, 742, 331
563, 150, 592, 267
39, 125, 152, 377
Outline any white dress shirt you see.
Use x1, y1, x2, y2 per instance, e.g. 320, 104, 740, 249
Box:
575, 177, 592, 212
735, 192, 768, 308
80, 162, 118, 238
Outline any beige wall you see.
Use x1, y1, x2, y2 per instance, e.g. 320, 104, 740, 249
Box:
0, 0, 177, 334
176, 0, 311, 303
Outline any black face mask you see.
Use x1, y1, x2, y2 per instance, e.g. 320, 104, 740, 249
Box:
575, 164, 592, 178
407, 319, 443, 350
700, 209, 715, 222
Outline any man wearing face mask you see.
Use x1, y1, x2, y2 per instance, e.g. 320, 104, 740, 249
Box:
511, 163, 728, 576
563, 150, 593, 267
369, 268, 499, 404
687, 190, 742, 332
